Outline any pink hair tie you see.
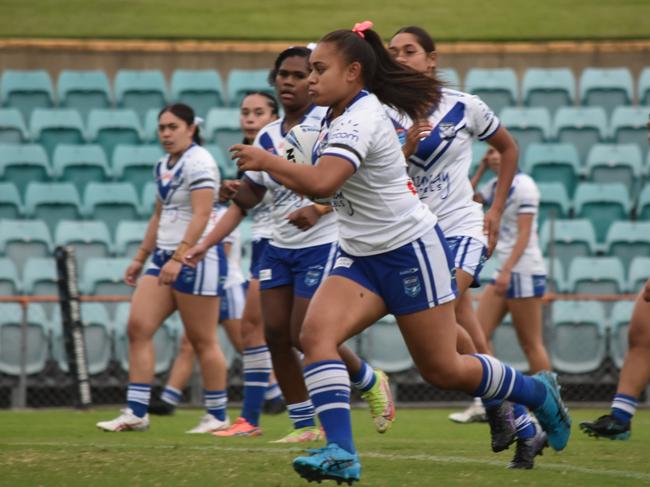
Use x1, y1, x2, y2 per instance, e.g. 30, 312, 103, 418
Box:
352, 20, 373, 39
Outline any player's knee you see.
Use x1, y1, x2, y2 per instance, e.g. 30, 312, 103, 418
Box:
418, 359, 465, 390
264, 323, 292, 351
126, 317, 154, 342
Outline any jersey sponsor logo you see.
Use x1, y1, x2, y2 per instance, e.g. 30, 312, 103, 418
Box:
334, 257, 354, 269
412, 171, 450, 200
259, 269, 272, 281
304, 265, 324, 287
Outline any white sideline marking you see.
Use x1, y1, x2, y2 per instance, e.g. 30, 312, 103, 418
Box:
6, 442, 650, 482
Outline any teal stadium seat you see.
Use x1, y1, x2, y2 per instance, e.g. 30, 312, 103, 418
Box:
499, 107, 552, 156
227, 69, 274, 107
52, 144, 110, 194
464, 68, 518, 117
524, 143, 580, 197
29, 108, 85, 156
574, 182, 631, 242
204, 144, 237, 179
639, 68, 650, 105
609, 300, 635, 369
536, 182, 571, 227
114, 221, 148, 258
491, 315, 529, 372
54, 220, 112, 274
24, 182, 82, 233
1, 70, 54, 121
143, 108, 160, 142
113, 302, 177, 373
114, 70, 167, 122
22, 257, 58, 296
553, 107, 607, 161
82, 257, 132, 296
0, 303, 50, 375
83, 182, 141, 233
0, 108, 29, 143
579, 68, 633, 117
57, 70, 112, 121
365, 315, 414, 373
628, 257, 650, 294
51, 302, 114, 375
610, 106, 650, 149
112, 144, 163, 193
540, 219, 597, 271
140, 181, 158, 218
0, 219, 53, 274
205, 107, 243, 150
567, 256, 626, 294
0, 182, 23, 219
0, 257, 21, 295
605, 221, 650, 271
171, 69, 226, 118
543, 257, 567, 293
0, 143, 50, 195
522, 68, 576, 115
437, 68, 461, 90
550, 300, 607, 373
87, 109, 143, 158
638, 184, 650, 221
586, 144, 643, 196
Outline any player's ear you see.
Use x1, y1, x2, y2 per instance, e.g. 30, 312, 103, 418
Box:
345, 61, 363, 84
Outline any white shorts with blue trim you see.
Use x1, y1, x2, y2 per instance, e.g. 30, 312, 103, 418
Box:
446, 236, 488, 288
145, 245, 227, 297
219, 282, 247, 321
330, 225, 457, 316
490, 271, 547, 299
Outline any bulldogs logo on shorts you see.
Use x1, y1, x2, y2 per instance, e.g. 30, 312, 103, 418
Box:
180, 266, 196, 284
304, 265, 324, 287
400, 268, 422, 298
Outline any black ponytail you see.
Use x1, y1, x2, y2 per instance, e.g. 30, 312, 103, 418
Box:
158, 103, 202, 145
319, 28, 442, 120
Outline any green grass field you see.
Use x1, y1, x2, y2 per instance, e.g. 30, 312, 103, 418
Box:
0, 0, 648, 41
1, 407, 649, 486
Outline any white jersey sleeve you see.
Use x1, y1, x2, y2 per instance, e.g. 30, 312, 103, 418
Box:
465, 93, 500, 141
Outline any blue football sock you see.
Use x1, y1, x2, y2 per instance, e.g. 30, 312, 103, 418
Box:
160, 385, 182, 407
513, 403, 536, 439
611, 393, 637, 425
127, 383, 151, 418
204, 390, 227, 421
472, 354, 547, 409
305, 360, 355, 454
241, 345, 272, 426
287, 400, 316, 429
350, 359, 376, 393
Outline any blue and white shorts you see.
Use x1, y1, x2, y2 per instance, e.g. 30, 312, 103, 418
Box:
145, 245, 227, 297
259, 241, 338, 299
490, 271, 547, 299
446, 236, 488, 288
249, 237, 271, 280
219, 282, 247, 321
329, 225, 457, 316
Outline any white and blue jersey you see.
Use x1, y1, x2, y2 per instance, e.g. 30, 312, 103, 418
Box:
479, 172, 546, 298
147, 144, 227, 296
245, 106, 339, 297
388, 88, 499, 243
315, 90, 456, 314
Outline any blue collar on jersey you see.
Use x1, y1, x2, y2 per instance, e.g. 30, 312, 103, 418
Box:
324, 89, 369, 126
280, 104, 318, 137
